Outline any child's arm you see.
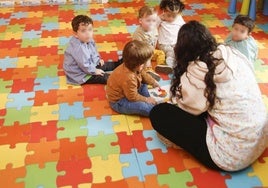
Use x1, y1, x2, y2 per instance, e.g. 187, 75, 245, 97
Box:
122, 77, 149, 102
141, 70, 159, 88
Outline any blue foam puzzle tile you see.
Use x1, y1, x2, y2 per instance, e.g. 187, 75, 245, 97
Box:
6, 91, 35, 110
59, 102, 86, 120
0, 57, 18, 71
81, 116, 118, 136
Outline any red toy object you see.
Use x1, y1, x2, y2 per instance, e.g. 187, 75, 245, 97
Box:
158, 87, 167, 97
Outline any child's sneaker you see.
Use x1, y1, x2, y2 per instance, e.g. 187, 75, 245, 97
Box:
155, 65, 173, 74
145, 67, 161, 81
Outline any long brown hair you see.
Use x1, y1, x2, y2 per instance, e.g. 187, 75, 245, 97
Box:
171, 20, 221, 109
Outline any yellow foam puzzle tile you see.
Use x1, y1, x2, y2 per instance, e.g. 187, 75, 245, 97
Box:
28, 11, 43, 18
96, 41, 117, 52
17, 56, 38, 68
112, 114, 131, 135
30, 103, 59, 124
58, 76, 81, 90
0, 93, 8, 109
59, 22, 71, 30
120, 7, 136, 14
248, 157, 268, 186
0, 143, 34, 169
110, 26, 128, 34
4, 32, 23, 40
126, 115, 143, 133
39, 36, 59, 48
89, 154, 127, 183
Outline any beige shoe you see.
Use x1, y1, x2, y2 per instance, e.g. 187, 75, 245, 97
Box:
157, 133, 182, 149
155, 65, 173, 74
145, 67, 161, 81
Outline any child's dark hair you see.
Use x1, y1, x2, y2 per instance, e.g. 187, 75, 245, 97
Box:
233, 15, 255, 33
160, 0, 185, 13
123, 40, 153, 71
138, 6, 156, 18
172, 20, 221, 109
71, 15, 93, 32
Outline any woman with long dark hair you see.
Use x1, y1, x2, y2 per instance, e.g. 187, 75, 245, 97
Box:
149, 20, 268, 171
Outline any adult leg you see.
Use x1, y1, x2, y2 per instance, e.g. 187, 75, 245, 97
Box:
149, 103, 222, 170
83, 74, 109, 84
110, 98, 154, 116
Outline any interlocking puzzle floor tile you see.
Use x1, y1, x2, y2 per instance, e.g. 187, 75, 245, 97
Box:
0, 0, 268, 188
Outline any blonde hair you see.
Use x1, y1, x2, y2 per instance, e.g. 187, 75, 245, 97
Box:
138, 6, 156, 18
123, 40, 154, 71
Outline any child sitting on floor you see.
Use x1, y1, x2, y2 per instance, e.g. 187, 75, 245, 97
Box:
225, 15, 258, 65
63, 15, 121, 85
157, 0, 185, 72
106, 40, 159, 116
133, 6, 169, 80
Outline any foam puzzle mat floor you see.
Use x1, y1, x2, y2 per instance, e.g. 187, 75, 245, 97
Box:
0, 0, 268, 187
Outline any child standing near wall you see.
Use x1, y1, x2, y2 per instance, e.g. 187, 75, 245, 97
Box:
156, 0, 185, 72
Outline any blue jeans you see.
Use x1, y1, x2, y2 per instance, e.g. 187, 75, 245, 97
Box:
110, 84, 154, 116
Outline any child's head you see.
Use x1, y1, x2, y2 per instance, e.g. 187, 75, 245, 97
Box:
123, 40, 154, 72
160, 0, 185, 22
72, 15, 93, 43
231, 15, 255, 41
138, 6, 157, 31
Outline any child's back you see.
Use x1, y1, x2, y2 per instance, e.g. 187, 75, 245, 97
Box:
106, 40, 159, 116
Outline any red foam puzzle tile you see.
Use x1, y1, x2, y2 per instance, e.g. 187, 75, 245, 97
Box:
11, 78, 35, 93
56, 158, 92, 187
30, 121, 58, 142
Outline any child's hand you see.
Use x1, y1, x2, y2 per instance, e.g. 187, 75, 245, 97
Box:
146, 97, 157, 105
160, 14, 166, 21
99, 59, 105, 66
95, 69, 105, 76
153, 81, 160, 88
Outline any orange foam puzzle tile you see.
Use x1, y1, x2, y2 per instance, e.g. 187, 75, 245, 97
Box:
0, 164, 26, 188
0, 122, 31, 149
84, 99, 117, 119
150, 149, 186, 174
91, 176, 128, 188
25, 138, 60, 168
57, 137, 89, 161
124, 176, 144, 188
41, 30, 59, 38
12, 66, 38, 81
0, 68, 15, 81
57, 88, 84, 105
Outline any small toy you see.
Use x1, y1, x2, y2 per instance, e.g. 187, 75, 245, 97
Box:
158, 87, 167, 98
